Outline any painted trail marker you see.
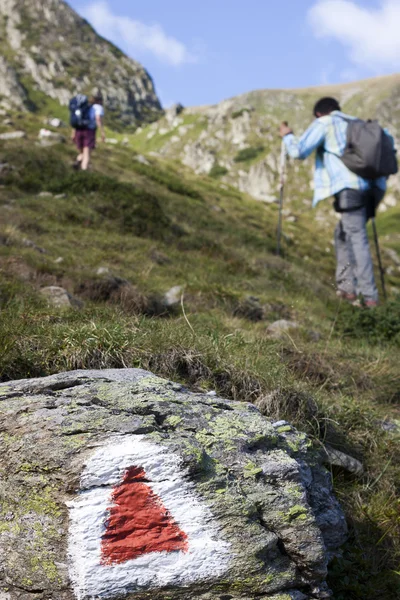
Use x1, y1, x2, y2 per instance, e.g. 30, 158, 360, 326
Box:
68, 436, 230, 600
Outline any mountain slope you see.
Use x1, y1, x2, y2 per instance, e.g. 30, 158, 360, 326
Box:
130, 74, 400, 204
0, 0, 162, 126
1, 121, 400, 598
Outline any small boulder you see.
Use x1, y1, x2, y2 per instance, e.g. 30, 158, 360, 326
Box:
135, 154, 150, 165
150, 250, 171, 265
165, 102, 184, 125
267, 320, 299, 339
234, 296, 264, 321
47, 118, 65, 128
163, 285, 184, 307
0, 369, 348, 599
38, 129, 65, 143
38, 191, 53, 197
22, 238, 46, 253
40, 286, 77, 309
323, 446, 364, 476
0, 131, 26, 140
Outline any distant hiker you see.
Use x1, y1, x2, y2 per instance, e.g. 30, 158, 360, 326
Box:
280, 97, 397, 308
70, 93, 105, 171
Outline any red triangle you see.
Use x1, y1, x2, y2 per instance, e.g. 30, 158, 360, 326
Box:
101, 466, 189, 565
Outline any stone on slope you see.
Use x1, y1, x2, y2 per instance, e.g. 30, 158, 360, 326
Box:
0, 369, 347, 600
40, 286, 79, 309
267, 320, 300, 339
0, 130, 26, 140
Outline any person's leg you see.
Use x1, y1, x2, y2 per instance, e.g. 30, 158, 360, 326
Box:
81, 146, 91, 171
341, 207, 378, 303
334, 220, 356, 298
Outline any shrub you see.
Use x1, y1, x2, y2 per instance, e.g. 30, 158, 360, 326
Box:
209, 164, 228, 178
234, 146, 264, 163
336, 298, 400, 344
231, 108, 250, 119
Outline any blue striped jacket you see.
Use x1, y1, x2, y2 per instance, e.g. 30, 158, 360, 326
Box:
283, 111, 390, 207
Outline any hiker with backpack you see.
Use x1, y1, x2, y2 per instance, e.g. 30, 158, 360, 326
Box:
70, 93, 105, 171
279, 97, 397, 308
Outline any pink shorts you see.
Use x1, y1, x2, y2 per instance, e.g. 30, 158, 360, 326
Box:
74, 128, 96, 150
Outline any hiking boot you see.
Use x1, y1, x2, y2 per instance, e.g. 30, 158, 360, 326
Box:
336, 289, 357, 302
352, 299, 378, 309
72, 160, 81, 171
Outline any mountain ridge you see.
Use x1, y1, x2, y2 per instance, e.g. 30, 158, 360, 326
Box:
0, 0, 162, 126
129, 73, 400, 204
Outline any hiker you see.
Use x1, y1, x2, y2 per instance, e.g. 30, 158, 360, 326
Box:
71, 94, 105, 171
279, 97, 397, 308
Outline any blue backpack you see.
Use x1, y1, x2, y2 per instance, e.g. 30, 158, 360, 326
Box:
69, 95, 92, 130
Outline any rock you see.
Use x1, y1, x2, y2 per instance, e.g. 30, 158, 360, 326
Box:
0, 0, 162, 124
40, 286, 78, 309
135, 154, 150, 165
22, 238, 46, 253
379, 419, 400, 434
54, 257, 64, 264
0, 369, 347, 600
150, 250, 171, 265
308, 330, 322, 342
323, 446, 364, 476
106, 138, 119, 145
165, 102, 184, 125
48, 117, 65, 128
182, 142, 215, 175
55, 193, 67, 199
238, 160, 277, 203
385, 247, 400, 266
38, 191, 53, 197
163, 285, 184, 307
267, 320, 300, 339
96, 266, 110, 276
38, 128, 65, 142
0, 130, 26, 140
234, 296, 265, 321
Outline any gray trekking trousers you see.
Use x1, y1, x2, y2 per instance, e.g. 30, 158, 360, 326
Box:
334, 188, 383, 302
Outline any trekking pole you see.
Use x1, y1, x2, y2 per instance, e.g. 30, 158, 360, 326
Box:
371, 217, 387, 302
276, 132, 287, 256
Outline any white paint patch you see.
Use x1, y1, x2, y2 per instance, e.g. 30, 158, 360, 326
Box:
68, 436, 231, 599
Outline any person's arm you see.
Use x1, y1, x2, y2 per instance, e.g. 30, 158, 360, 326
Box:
95, 108, 105, 143
280, 120, 326, 160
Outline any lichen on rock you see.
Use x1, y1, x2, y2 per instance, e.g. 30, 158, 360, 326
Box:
0, 369, 347, 599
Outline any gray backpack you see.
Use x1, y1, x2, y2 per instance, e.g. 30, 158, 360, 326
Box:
340, 118, 398, 179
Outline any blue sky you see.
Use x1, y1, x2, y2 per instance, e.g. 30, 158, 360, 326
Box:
69, 0, 400, 108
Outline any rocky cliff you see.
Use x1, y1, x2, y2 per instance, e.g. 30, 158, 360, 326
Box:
0, 0, 162, 125
131, 75, 400, 205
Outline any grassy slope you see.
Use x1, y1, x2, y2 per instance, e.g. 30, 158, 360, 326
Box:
0, 117, 400, 599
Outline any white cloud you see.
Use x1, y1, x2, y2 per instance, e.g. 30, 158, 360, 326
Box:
80, 1, 198, 66
309, 0, 400, 70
